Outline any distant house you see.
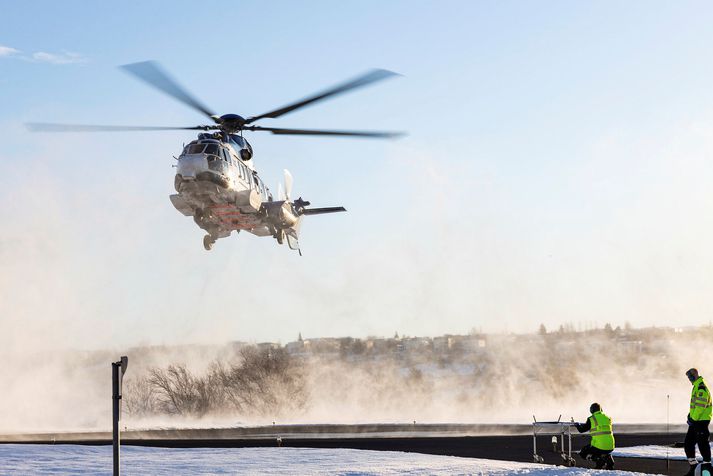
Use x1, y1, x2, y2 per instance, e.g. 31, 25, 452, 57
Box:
310, 337, 340, 355
616, 339, 643, 354
256, 342, 281, 351
433, 336, 454, 352
286, 339, 311, 354
453, 335, 486, 352
402, 337, 431, 352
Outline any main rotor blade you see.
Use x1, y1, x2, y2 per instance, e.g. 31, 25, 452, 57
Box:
245, 69, 399, 123
26, 123, 217, 132
121, 61, 219, 122
244, 125, 404, 139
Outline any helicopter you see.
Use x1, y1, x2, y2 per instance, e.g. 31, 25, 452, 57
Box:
27, 61, 402, 252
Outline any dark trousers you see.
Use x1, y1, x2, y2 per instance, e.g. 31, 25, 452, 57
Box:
579, 445, 614, 468
685, 420, 711, 462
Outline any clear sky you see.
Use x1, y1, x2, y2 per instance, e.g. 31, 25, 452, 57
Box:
2, 1, 713, 350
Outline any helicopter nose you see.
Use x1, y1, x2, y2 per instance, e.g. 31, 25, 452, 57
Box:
177, 155, 206, 178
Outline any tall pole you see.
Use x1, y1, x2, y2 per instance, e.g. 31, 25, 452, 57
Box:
112, 361, 120, 476
666, 394, 670, 471
112, 356, 128, 476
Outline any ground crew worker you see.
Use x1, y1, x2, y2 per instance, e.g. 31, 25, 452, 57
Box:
684, 368, 712, 476
575, 402, 615, 470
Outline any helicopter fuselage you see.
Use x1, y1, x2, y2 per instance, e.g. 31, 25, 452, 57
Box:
170, 133, 276, 242
168, 131, 345, 252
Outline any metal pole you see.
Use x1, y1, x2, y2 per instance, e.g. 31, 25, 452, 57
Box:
112, 356, 128, 476
666, 394, 670, 471
112, 362, 121, 476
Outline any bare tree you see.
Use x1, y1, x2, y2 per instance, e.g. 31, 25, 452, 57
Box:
148, 364, 224, 416
123, 376, 158, 417
140, 348, 305, 418
217, 347, 306, 416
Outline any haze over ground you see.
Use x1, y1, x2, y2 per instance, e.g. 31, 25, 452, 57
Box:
1, 2, 713, 430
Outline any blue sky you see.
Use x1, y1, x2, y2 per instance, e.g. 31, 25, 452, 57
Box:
2, 1, 713, 350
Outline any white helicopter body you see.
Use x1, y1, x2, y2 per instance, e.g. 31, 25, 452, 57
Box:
28, 61, 402, 253
169, 133, 306, 251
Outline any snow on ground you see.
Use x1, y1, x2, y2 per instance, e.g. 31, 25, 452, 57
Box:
613, 445, 697, 461
0, 444, 658, 475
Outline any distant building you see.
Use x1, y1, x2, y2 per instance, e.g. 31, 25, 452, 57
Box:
433, 336, 454, 352
453, 335, 486, 352
403, 337, 431, 352
616, 339, 643, 354
309, 337, 340, 354
256, 342, 281, 351
286, 339, 311, 354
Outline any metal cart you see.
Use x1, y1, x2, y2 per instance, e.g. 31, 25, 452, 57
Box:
532, 415, 577, 466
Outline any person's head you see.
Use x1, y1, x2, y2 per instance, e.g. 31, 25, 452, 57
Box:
686, 368, 699, 384
590, 402, 601, 414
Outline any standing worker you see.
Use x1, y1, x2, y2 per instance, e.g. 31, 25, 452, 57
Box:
684, 368, 712, 476
575, 402, 615, 470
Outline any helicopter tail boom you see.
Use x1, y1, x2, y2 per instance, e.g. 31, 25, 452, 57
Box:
301, 206, 347, 216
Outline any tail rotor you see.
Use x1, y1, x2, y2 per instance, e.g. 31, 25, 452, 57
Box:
265, 169, 346, 255
283, 169, 293, 201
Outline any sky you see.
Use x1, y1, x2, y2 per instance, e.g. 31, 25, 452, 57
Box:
2, 1, 713, 350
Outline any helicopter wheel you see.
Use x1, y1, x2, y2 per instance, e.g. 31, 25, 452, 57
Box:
203, 234, 215, 251
275, 230, 284, 245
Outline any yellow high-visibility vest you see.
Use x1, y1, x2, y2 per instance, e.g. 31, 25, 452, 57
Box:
690, 377, 713, 421
589, 411, 615, 451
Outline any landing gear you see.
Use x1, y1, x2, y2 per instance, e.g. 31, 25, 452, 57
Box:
203, 234, 215, 251
194, 208, 207, 227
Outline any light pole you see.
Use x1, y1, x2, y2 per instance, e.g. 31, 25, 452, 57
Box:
112, 356, 128, 476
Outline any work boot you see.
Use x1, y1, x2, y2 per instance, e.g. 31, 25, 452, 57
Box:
605, 454, 615, 470
594, 455, 606, 469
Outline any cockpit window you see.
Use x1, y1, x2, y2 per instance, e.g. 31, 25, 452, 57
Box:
230, 135, 245, 148
184, 144, 205, 155
204, 144, 220, 156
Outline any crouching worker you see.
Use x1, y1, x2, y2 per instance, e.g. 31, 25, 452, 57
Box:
575, 402, 615, 470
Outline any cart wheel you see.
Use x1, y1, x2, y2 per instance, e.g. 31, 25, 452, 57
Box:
533, 455, 544, 463
567, 457, 576, 467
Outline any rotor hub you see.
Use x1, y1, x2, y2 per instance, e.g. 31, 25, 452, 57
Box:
218, 114, 246, 132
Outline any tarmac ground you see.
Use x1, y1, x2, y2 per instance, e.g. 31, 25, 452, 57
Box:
0, 424, 699, 475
